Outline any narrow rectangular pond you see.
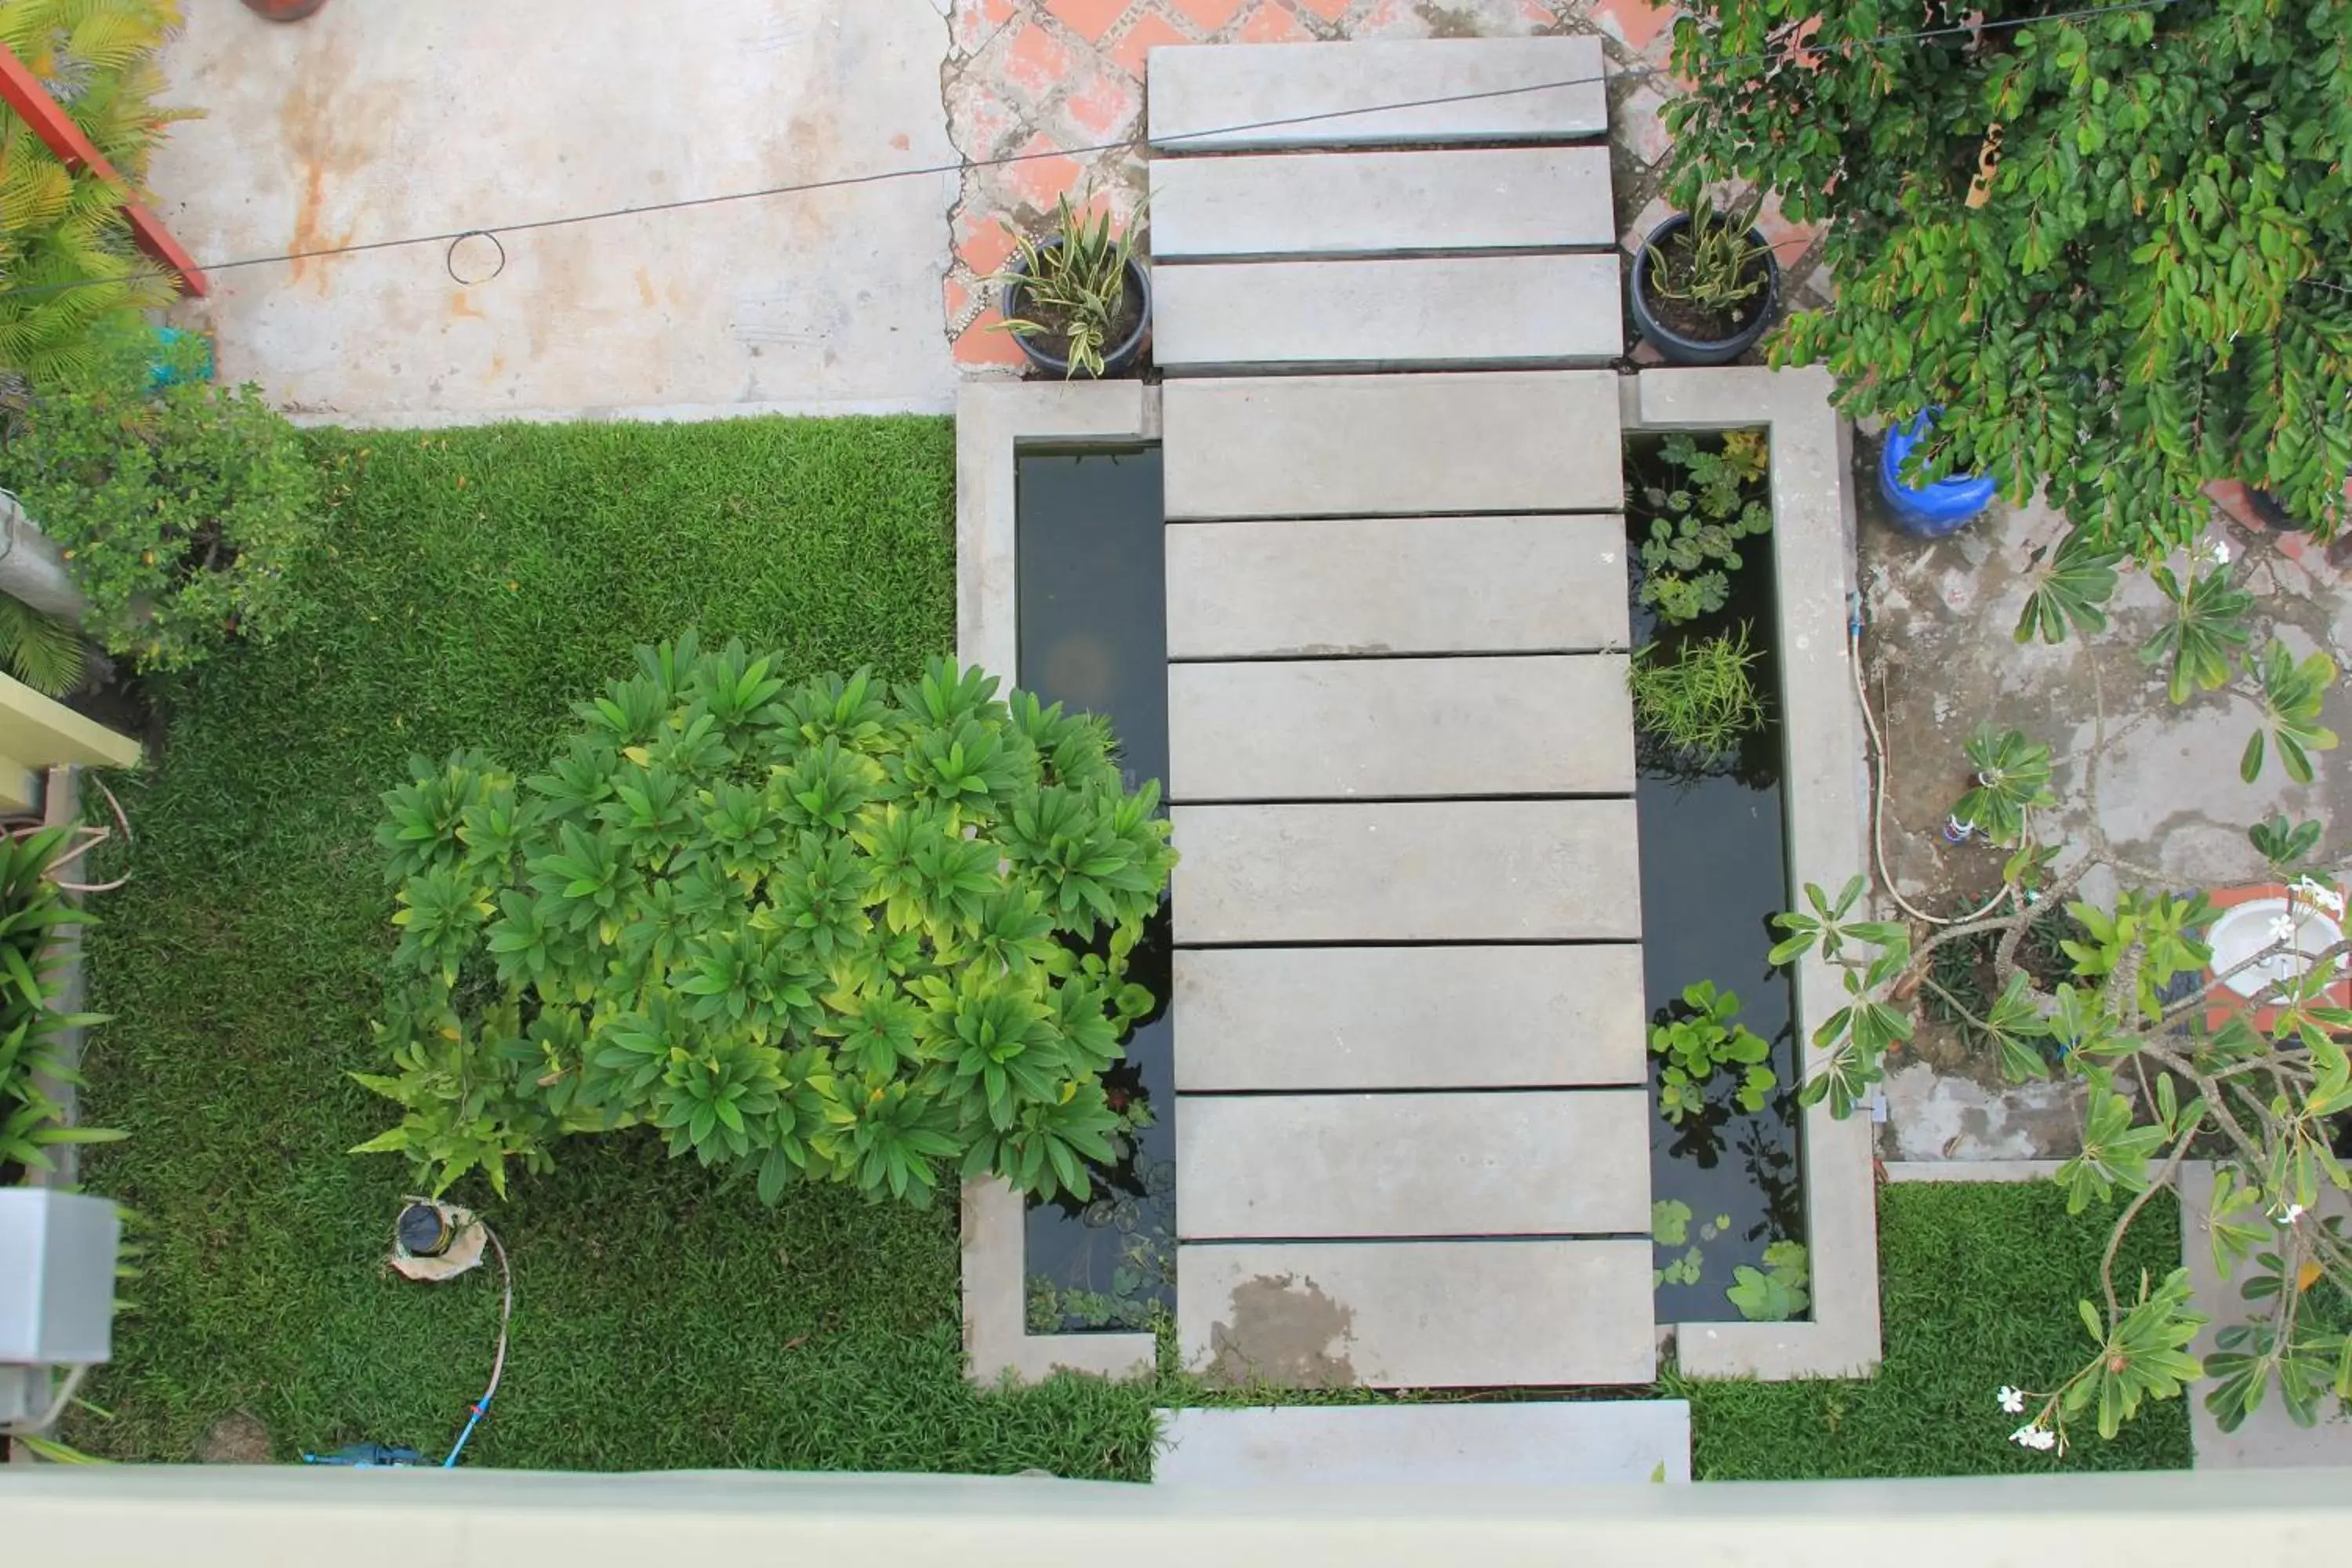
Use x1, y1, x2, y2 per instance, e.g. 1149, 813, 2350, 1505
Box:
1625, 431, 1809, 1326
1014, 447, 1175, 1335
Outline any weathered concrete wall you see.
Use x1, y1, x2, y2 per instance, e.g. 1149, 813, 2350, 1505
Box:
152, 0, 959, 426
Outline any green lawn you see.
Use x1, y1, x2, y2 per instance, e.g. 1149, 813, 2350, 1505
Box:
64, 416, 2196, 1479
70, 415, 1156, 1476
1672, 1182, 2194, 1478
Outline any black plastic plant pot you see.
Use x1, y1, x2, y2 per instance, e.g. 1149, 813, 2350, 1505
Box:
1000, 241, 1152, 379
1631, 212, 1783, 368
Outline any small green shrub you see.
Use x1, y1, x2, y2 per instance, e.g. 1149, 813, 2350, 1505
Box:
0, 338, 321, 673
1650, 979, 1775, 1125
356, 636, 1178, 1210
1632, 430, 1771, 624
0, 826, 117, 1175
1628, 625, 1765, 757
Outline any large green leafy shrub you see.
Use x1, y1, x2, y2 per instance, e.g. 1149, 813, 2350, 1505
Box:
0, 0, 194, 392
1665, 0, 2352, 557
356, 637, 1177, 1210
0, 337, 320, 673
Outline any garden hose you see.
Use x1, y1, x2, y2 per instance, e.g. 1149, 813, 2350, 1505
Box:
298, 1210, 512, 1469
441, 1224, 511, 1468
1849, 596, 2013, 929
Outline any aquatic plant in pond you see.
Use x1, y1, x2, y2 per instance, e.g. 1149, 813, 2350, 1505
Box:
1650, 980, 1777, 1125
1631, 430, 1772, 626
1624, 430, 1806, 1324
1728, 1241, 1809, 1323
1628, 627, 1766, 761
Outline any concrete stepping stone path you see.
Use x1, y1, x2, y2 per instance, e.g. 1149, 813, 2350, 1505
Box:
1149, 146, 1617, 260
1178, 1239, 1656, 1388
1152, 254, 1624, 372
1148, 37, 1610, 151
1149, 37, 1658, 1396
1172, 946, 1649, 1093
1162, 371, 1624, 518
1164, 515, 1631, 659
1166, 655, 1634, 801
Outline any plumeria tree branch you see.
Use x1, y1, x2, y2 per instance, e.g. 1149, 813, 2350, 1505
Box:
1781, 591, 2352, 1450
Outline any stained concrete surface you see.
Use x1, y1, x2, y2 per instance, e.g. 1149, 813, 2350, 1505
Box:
1179, 1241, 1657, 1387
152, 0, 958, 426
1153, 1402, 1693, 1485
1860, 474, 2352, 1159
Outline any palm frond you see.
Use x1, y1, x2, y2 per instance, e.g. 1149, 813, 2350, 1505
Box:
0, 594, 86, 697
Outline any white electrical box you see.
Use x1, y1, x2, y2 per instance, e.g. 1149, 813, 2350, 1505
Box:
0, 1189, 121, 1366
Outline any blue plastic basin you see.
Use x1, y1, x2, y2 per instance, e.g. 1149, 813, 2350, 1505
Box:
1878, 412, 1998, 538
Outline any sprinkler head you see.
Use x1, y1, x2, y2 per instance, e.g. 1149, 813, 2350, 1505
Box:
397, 1201, 452, 1258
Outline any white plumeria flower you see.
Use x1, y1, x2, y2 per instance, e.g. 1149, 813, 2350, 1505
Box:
2269, 913, 2299, 946
2205, 538, 2232, 567
2009, 1424, 2058, 1452
2292, 878, 2346, 918
1998, 1386, 2027, 1414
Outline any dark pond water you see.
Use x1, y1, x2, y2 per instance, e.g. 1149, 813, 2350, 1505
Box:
1014, 448, 1176, 1334
1628, 438, 1809, 1325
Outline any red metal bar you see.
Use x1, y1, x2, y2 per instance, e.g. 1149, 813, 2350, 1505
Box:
0, 42, 209, 296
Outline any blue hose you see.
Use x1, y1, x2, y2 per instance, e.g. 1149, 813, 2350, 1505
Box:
443, 1390, 494, 1468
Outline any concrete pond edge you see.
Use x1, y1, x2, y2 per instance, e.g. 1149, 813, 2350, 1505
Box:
956, 379, 1160, 1387
1632, 367, 1885, 1382
956, 370, 1886, 1388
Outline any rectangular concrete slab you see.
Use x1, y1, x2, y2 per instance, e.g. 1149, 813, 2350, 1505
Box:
1170, 800, 1641, 943
1153, 255, 1622, 372
1149, 147, 1615, 258
1177, 1091, 1650, 1239
1172, 946, 1646, 1091
1167, 656, 1632, 800
1163, 372, 1621, 518
1167, 516, 1630, 657
1180, 1239, 1657, 1387
1154, 1401, 1691, 1485
1149, 38, 1608, 151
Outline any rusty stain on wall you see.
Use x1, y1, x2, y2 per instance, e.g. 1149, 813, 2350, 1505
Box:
278, 38, 391, 295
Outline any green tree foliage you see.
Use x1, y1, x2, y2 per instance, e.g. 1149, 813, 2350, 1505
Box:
0, 0, 195, 392
1665, 0, 2352, 559
355, 639, 1178, 1210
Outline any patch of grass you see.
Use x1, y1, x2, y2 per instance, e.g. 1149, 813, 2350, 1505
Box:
1671, 1182, 2194, 1478
68, 416, 1156, 1477
62, 419, 2205, 1479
